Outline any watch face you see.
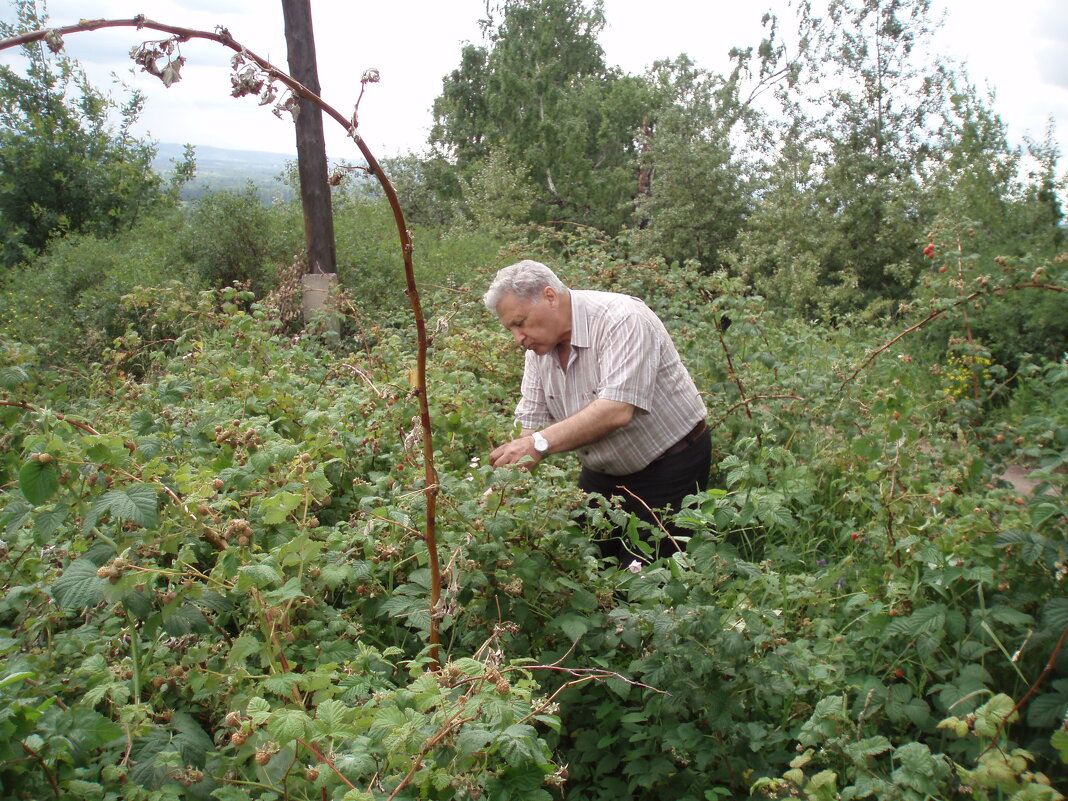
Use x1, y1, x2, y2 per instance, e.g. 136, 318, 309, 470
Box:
533, 433, 549, 453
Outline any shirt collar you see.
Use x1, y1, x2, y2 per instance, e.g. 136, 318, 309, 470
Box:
568, 290, 590, 349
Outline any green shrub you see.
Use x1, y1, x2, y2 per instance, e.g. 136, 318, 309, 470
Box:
1, 231, 1065, 799
181, 186, 283, 295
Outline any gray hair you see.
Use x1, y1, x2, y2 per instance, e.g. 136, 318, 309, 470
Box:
483, 259, 569, 312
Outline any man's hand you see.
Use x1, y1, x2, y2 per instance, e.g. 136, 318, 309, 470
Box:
489, 436, 541, 470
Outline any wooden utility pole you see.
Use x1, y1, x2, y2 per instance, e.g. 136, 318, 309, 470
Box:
281, 0, 338, 328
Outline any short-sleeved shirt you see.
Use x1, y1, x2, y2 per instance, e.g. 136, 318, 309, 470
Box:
514, 289, 707, 475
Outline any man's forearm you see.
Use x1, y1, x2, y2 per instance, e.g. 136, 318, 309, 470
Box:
532, 398, 634, 456
494, 398, 634, 468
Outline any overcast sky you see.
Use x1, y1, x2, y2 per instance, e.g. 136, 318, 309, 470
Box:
2, 0, 1066, 162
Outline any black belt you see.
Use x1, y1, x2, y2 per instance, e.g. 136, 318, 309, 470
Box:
656, 419, 708, 461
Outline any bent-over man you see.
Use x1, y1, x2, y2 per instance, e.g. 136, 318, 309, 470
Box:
485, 259, 711, 560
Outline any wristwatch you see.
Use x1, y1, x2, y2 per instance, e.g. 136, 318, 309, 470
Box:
531, 431, 550, 456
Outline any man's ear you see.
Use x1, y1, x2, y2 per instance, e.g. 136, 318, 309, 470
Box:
543, 286, 558, 306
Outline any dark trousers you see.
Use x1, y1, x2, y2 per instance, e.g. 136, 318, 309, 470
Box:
579, 429, 712, 562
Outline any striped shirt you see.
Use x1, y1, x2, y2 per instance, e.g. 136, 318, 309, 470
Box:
514, 289, 707, 475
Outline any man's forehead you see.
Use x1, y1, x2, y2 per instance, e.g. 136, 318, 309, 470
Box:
497, 293, 534, 320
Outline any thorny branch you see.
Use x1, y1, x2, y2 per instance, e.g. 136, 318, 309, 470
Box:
0, 16, 444, 667
835, 282, 1065, 398
978, 622, 1068, 759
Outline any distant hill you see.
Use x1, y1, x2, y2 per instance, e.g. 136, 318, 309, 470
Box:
153, 142, 297, 203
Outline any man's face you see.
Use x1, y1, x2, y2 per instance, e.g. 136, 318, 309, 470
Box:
496, 288, 567, 356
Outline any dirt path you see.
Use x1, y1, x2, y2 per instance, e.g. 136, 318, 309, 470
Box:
997, 464, 1060, 496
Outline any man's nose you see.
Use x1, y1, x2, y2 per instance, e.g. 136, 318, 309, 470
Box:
513, 330, 525, 346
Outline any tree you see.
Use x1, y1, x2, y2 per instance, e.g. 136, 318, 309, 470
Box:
632, 56, 760, 270
430, 0, 656, 233
782, 0, 951, 308
0, 0, 164, 268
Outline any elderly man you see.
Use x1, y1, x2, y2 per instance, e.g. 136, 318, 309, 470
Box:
485, 259, 710, 560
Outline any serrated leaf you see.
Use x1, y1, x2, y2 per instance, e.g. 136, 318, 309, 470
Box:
0, 365, 31, 389
456, 727, 494, 756
1025, 686, 1068, 728
51, 559, 105, 610
238, 563, 283, 588
194, 591, 235, 613
994, 529, 1049, 565
264, 673, 302, 697
3, 499, 32, 535
554, 613, 589, 642
162, 604, 208, 636
320, 563, 355, 588
499, 723, 538, 767
885, 604, 946, 638
87, 485, 159, 532
19, 459, 59, 505
246, 697, 272, 725
159, 379, 193, 404
263, 576, 305, 604
1052, 729, 1068, 763
267, 708, 310, 745
843, 735, 893, 761
1042, 598, 1068, 634
129, 410, 158, 435
258, 490, 302, 525
973, 693, 1018, 737
129, 712, 213, 787
33, 504, 67, 539
122, 591, 154, 621
64, 709, 124, 754
314, 699, 348, 731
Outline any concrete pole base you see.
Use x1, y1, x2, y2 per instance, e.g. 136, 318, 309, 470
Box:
301, 272, 340, 336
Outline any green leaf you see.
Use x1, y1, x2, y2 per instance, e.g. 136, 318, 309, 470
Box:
264, 673, 302, 697
2, 499, 32, 535
238, 563, 283, 588
129, 712, 213, 787
320, 563, 356, 588
51, 558, 106, 610
456, 727, 494, 756
994, 529, 1050, 565
258, 490, 302, 525
263, 576, 305, 604
554, 613, 589, 642
86, 484, 159, 531
1051, 729, 1068, 763
499, 723, 538, 767
162, 603, 208, 636
885, 603, 946, 638
159, 379, 193, 404
19, 459, 59, 505
122, 591, 154, 621
1042, 598, 1068, 634
33, 504, 67, 539
194, 591, 235, 613
0, 671, 35, 690
129, 410, 158, 434
843, 735, 893, 762
246, 697, 272, 725
314, 699, 348, 731
973, 693, 1018, 737
267, 707, 311, 745
0, 365, 31, 389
